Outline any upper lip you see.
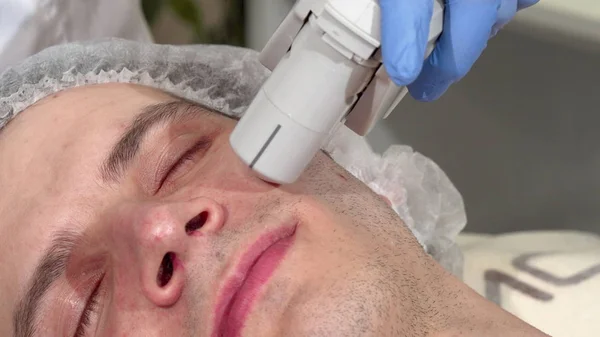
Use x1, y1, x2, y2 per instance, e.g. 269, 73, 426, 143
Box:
212, 222, 297, 336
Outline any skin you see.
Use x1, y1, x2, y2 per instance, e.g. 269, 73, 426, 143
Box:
0, 83, 549, 337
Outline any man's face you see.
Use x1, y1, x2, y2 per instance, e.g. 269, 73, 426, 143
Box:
0, 84, 448, 337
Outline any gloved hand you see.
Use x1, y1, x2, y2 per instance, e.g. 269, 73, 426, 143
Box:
380, 0, 539, 101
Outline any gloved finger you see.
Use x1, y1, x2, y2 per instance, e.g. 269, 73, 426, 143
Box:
407, 0, 500, 101
517, 0, 540, 10
491, 0, 518, 37
380, 0, 434, 86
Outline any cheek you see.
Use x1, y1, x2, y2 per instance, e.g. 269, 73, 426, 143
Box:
297, 153, 404, 232
111, 263, 141, 309
102, 284, 190, 336
293, 153, 364, 197
102, 314, 188, 337
201, 135, 273, 191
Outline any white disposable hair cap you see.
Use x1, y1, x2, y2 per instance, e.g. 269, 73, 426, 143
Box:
0, 38, 266, 127
0, 38, 467, 277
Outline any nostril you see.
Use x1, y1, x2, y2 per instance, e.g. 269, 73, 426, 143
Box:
185, 211, 208, 234
157, 252, 175, 287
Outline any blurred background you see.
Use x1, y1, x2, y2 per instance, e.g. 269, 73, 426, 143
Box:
143, 1, 600, 234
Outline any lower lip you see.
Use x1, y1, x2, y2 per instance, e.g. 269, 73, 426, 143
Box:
214, 226, 296, 337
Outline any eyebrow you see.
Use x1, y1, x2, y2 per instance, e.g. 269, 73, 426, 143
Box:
100, 99, 232, 183
13, 229, 84, 337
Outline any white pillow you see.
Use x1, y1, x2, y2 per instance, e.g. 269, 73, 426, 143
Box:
458, 230, 600, 337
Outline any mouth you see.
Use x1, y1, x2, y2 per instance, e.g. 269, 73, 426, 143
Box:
212, 222, 297, 337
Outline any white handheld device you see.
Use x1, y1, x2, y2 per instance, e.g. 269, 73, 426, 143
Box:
230, 0, 444, 184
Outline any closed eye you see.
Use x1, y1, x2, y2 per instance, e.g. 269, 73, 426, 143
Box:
157, 137, 212, 191
74, 276, 103, 337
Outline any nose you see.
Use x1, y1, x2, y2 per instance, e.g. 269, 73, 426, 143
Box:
124, 197, 225, 307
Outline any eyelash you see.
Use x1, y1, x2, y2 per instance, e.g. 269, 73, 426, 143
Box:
74, 278, 103, 337
158, 138, 211, 190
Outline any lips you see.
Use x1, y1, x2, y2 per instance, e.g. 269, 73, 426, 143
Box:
212, 224, 297, 337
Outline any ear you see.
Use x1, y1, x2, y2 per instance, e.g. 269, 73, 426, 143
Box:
378, 194, 393, 207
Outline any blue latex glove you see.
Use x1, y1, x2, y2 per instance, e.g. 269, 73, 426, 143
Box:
380, 0, 539, 101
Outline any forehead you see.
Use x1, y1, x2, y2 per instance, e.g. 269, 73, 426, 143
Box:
0, 83, 175, 333
0, 83, 173, 193
0, 84, 173, 216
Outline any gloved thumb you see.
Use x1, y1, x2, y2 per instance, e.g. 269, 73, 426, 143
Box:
407, 0, 500, 102
380, 0, 434, 86
517, 0, 539, 10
